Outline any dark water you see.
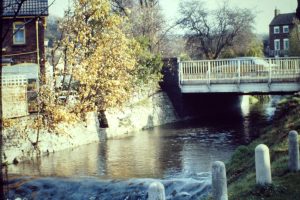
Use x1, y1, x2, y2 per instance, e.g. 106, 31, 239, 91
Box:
6, 95, 283, 199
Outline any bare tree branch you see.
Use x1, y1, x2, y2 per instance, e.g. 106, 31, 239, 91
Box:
178, 0, 255, 59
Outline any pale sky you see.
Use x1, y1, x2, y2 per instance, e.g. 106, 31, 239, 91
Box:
49, 0, 297, 34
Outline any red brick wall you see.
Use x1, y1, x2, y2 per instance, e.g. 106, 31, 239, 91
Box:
2, 17, 46, 76
269, 24, 293, 50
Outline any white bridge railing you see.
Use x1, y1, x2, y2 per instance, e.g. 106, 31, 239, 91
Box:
179, 57, 300, 85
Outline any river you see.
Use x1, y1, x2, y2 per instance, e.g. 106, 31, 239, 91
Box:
6, 95, 283, 199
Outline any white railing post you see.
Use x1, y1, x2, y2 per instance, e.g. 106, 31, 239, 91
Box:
207, 61, 211, 85
178, 59, 182, 86
268, 58, 272, 85
238, 60, 241, 84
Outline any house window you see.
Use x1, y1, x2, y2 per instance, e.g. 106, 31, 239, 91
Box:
283, 39, 289, 50
274, 26, 280, 34
13, 22, 26, 44
283, 25, 289, 33
274, 39, 280, 50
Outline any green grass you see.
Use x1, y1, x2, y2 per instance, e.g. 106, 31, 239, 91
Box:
226, 94, 300, 200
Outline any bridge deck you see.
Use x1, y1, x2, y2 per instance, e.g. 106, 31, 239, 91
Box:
179, 57, 300, 93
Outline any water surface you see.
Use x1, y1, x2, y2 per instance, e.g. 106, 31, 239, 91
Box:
8, 95, 280, 179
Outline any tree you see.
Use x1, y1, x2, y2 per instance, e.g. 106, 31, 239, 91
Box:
178, 0, 255, 59
222, 29, 264, 58
57, 0, 138, 127
297, 0, 300, 19
289, 19, 300, 56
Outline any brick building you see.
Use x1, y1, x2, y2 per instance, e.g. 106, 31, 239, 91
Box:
269, 8, 299, 57
1, 0, 49, 76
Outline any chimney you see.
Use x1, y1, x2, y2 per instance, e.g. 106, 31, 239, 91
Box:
274, 8, 280, 17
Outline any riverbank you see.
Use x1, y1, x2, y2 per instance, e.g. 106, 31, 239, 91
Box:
225, 94, 300, 199
3, 91, 179, 165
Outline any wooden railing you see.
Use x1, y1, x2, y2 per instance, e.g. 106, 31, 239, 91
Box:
179, 57, 300, 85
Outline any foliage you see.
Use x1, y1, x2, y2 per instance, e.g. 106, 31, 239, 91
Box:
244, 39, 264, 57
43, 0, 164, 129
58, 0, 138, 118
45, 15, 62, 48
111, 0, 169, 55
38, 84, 78, 130
178, 0, 255, 59
134, 36, 163, 89
215, 30, 263, 58
179, 53, 191, 61
289, 19, 300, 57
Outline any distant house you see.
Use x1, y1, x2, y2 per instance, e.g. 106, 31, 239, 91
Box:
269, 8, 299, 57
1, 0, 49, 76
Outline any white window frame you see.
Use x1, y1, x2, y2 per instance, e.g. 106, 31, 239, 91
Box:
274, 26, 280, 34
274, 39, 280, 50
283, 38, 289, 50
13, 22, 26, 45
283, 25, 289, 33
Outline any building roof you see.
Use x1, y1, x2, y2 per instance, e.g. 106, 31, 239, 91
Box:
269, 13, 296, 26
3, 0, 48, 17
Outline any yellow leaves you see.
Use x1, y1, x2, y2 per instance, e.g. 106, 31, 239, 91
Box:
44, 0, 142, 120
3, 119, 16, 128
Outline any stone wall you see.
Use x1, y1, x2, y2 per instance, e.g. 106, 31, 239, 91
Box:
102, 92, 179, 139
3, 92, 179, 164
3, 112, 100, 164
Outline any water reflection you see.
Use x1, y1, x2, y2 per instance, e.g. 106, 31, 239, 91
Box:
8, 95, 284, 179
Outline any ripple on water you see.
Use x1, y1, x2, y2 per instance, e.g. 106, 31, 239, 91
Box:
7, 176, 211, 200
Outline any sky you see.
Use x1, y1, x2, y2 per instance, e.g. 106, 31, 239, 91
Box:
49, 0, 297, 34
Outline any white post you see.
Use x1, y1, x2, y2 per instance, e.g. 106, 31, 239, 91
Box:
255, 144, 272, 185
288, 130, 299, 172
207, 61, 211, 85
238, 59, 241, 84
147, 182, 165, 200
177, 58, 182, 86
212, 161, 228, 200
268, 58, 272, 84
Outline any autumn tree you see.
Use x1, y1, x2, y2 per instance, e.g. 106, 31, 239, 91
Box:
178, 0, 255, 59
109, 0, 165, 89
55, 0, 138, 127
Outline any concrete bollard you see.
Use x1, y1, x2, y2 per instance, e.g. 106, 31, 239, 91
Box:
147, 182, 166, 200
288, 130, 299, 172
255, 144, 272, 185
212, 161, 228, 200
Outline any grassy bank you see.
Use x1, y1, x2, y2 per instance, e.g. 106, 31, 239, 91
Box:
226, 94, 300, 200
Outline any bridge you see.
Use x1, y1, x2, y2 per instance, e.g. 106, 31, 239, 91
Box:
178, 57, 300, 94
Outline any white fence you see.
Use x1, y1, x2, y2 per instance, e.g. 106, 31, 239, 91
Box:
1, 75, 29, 118
179, 57, 300, 85
1, 75, 28, 86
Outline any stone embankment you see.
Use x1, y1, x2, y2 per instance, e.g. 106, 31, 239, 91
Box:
3, 91, 179, 164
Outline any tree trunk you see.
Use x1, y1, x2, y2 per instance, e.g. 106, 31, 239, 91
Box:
98, 110, 109, 128
297, 0, 300, 19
